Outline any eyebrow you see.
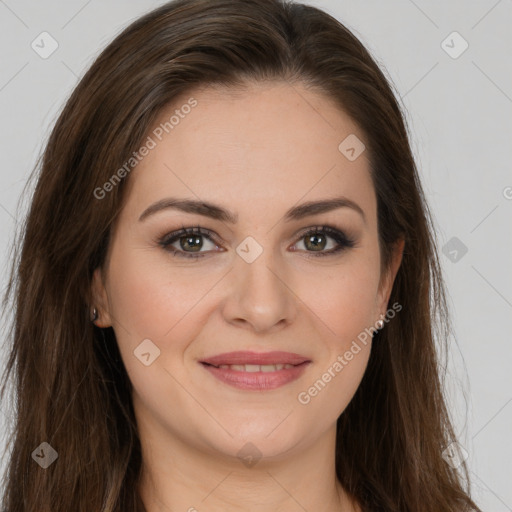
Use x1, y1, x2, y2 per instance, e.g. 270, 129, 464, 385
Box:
138, 196, 366, 224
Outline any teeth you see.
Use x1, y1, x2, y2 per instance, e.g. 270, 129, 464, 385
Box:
216, 363, 295, 371
261, 364, 282, 372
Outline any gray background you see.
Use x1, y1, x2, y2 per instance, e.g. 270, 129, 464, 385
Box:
0, 1, 511, 510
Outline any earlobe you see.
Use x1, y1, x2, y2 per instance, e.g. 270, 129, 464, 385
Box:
90, 267, 112, 328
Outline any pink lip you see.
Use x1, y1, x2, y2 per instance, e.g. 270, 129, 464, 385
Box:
199, 351, 312, 391
201, 362, 310, 390
200, 350, 311, 366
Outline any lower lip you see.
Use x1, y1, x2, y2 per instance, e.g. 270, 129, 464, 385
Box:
200, 362, 310, 390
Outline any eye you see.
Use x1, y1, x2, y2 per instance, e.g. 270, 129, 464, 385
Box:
291, 225, 356, 257
157, 224, 356, 260
158, 225, 221, 259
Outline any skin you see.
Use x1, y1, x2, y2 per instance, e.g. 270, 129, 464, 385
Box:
92, 81, 404, 512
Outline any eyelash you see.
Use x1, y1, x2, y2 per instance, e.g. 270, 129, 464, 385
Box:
157, 224, 356, 260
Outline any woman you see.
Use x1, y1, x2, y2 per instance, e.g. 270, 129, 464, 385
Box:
0, 0, 482, 510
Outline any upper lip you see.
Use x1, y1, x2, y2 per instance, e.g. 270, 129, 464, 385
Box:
200, 351, 311, 367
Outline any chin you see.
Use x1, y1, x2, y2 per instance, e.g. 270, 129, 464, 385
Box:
208, 419, 306, 460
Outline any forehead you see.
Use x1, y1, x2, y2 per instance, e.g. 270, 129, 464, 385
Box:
121, 81, 376, 224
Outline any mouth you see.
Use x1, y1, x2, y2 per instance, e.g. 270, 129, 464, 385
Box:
199, 351, 311, 390
201, 362, 304, 372
200, 350, 311, 367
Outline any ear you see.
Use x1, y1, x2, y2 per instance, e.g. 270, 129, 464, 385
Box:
375, 237, 405, 317
90, 267, 113, 328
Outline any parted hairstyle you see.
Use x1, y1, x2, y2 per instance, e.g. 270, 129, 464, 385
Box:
0, 0, 482, 510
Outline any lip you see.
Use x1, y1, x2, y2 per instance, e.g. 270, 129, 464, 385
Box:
200, 350, 311, 366
199, 351, 312, 391
201, 362, 310, 390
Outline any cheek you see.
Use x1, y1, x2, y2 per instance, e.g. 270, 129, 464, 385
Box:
289, 257, 378, 413
298, 260, 377, 405
107, 244, 204, 335
306, 346, 370, 424
105, 245, 221, 375
304, 259, 380, 340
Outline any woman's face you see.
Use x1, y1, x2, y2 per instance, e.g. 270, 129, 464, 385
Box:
92, 81, 403, 462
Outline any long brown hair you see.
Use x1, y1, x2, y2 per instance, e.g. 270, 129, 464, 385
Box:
0, 0, 482, 510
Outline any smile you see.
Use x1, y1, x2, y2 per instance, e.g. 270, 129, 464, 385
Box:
200, 360, 310, 390
210, 363, 296, 371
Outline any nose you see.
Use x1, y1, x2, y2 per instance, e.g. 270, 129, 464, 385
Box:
221, 245, 297, 334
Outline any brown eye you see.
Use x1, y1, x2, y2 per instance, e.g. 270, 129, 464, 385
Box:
293, 226, 356, 257
158, 224, 356, 260
159, 226, 221, 259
